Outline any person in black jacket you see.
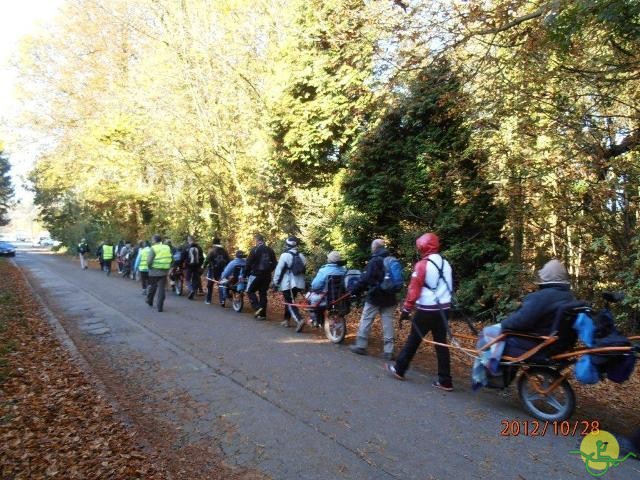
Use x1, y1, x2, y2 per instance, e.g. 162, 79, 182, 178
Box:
501, 259, 576, 358
78, 238, 90, 270
501, 259, 575, 335
185, 236, 204, 300
348, 239, 397, 360
203, 238, 230, 306
245, 233, 276, 320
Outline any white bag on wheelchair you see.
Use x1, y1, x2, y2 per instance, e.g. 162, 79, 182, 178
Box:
305, 291, 326, 307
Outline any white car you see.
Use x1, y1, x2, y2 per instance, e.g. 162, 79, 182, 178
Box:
38, 237, 60, 247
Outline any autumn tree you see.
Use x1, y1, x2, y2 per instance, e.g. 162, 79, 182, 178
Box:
0, 146, 14, 227
342, 62, 511, 317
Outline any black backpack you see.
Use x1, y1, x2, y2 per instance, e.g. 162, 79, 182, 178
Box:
256, 248, 275, 273
288, 251, 306, 276
214, 252, 227, 269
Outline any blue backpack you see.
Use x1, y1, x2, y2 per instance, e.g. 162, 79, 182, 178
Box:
379, 256, 404, 293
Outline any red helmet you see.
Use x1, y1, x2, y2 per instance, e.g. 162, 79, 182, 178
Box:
416, 233, 440, 257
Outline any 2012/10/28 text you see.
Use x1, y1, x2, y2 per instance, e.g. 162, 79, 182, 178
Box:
500, 420, 600, 437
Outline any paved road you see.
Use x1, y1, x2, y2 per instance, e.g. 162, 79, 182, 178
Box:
14, 248, 639, 479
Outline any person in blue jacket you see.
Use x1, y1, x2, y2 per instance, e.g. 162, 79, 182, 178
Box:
220, 250, 247, 281
219, 250, 248, 304
308, 251, 347, 326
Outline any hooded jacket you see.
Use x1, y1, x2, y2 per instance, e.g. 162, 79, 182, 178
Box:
403, 233, 453, 312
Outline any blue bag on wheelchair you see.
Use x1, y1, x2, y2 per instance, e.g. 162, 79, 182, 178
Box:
575, 355, 599, 384
344, 269, 361, 291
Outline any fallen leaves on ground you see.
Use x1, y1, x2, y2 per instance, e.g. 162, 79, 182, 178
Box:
0, 259, 168, 479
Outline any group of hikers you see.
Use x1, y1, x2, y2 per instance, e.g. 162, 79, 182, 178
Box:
79, 231, 457, 390
75, 231, 640, 456
76, 230, 628, 395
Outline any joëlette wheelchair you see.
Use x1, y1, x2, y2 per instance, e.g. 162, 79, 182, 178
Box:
478, 294, 639, 421
284, 274, 352, 343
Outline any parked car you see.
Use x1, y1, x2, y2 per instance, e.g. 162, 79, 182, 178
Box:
0, 242, 16, 257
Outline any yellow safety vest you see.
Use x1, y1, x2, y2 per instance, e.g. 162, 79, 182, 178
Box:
151, 244, 171, 270
102, 244, 114, 261
138, 246, 151, 272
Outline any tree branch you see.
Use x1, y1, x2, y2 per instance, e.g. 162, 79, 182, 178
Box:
602, 129, 640, 160
392, 0, 408, 11
460, 0, 563, 40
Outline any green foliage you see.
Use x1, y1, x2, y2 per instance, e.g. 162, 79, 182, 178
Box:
341, 61, 510, 316
0, 149, 14, 227
268, 0, 378, 187
13, 0, 640, 329
456, 262, 524, 323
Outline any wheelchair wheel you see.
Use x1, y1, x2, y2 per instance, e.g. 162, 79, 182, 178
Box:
518, 367, 575, 421
232, 291, 243, 313
324, 312, 346, 344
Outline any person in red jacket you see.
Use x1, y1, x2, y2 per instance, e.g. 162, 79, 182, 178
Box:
385, 232, 454, 391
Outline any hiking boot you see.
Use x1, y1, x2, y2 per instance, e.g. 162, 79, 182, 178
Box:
255, 315, 267, 321
383, 353, 394, 361
220, 301, 226, 308
385, 363, 404, 380
280, 320, 291, 328
204, 300, 211, 305
432, 380, 454, 392
254, 307, 264, 318
349, 346, 368, 356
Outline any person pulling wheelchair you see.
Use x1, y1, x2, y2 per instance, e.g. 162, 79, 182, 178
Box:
273, 236, 307, 331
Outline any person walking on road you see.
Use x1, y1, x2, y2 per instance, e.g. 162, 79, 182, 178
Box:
146, 234, 172, 312
99, 241, 115, 276
273, 236, 307, 331
78, 238, 90, 270
348, 239, 397, 361
385, 232, 454, 391
203, 238, 230, 306
134, 240, 151, 295
185, 236, 204, 300
130, 241, 141, 281
120, 241, 133, 279
245, 233, 276, 320
116, 240, 125, 274
96, 242, 104, 271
